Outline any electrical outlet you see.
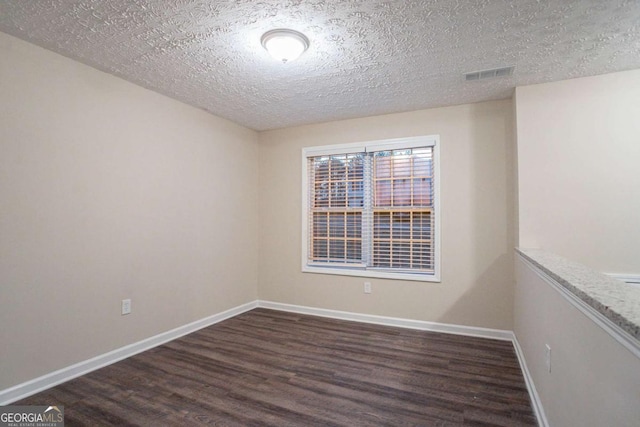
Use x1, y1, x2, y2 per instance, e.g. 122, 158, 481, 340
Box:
364, 282, 372, 294
122, 299, 132, 315
545, 344, 551, 373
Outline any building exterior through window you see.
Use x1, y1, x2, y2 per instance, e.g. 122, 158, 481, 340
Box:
302, 136, 440, 282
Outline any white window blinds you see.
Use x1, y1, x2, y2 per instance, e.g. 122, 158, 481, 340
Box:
308, 153, 365, 265
303, 136, 439, 281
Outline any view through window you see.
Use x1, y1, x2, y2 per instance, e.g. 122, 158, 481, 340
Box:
303, 136, 440, 281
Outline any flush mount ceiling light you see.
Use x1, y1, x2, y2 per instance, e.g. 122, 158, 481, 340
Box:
261, 29, 309, 63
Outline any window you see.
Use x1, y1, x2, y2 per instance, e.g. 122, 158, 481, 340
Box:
302, 136, 440, 281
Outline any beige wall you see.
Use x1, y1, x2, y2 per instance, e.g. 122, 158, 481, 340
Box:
514, 70, 640, 426
514, 256, 640, 427
0, 33, 259, 390
515, 70, 640, 273
258, 100, 516, 330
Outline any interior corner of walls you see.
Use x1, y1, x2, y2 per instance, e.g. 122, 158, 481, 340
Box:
0, 31, 262, 397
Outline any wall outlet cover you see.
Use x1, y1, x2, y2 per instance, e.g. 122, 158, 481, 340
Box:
122, 299, 132, 315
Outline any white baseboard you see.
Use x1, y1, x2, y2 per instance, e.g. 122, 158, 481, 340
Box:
512, 335, 549, 427
257, 301, 546, 427
257, 300, 514, 341
0, 301, 258, 405
1, 298, 547, 427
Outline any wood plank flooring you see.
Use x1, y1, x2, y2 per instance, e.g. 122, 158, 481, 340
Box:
17, 308, 537, 426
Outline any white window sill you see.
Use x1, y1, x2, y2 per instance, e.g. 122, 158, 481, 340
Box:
302, 265, 441, 282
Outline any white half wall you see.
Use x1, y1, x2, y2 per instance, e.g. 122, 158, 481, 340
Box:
514, 255, 640, 427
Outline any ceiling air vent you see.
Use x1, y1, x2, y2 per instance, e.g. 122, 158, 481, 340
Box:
465, 66, 515, 81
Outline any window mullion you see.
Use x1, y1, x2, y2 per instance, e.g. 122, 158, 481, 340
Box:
343, 211, 347, 263
409, 211, 414, 269
362, 153, 373, 268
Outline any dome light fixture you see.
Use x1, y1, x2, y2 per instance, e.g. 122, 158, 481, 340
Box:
261, 29, 309, 63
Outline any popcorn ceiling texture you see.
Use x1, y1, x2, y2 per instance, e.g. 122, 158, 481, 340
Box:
1, 0, 639, 131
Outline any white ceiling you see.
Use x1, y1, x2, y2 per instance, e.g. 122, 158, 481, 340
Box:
1, 1, 639, 131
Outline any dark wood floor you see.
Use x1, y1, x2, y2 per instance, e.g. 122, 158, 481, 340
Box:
18, 308, 537, 426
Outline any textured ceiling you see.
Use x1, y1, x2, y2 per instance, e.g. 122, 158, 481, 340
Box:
1, 0, 639, 131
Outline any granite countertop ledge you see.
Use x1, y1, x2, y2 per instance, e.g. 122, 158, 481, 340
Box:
516, 248, 640, 342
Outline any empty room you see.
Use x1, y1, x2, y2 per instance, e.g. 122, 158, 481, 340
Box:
1, 1, 639, 426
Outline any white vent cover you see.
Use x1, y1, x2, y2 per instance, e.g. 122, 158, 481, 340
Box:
465, 66, 515, 81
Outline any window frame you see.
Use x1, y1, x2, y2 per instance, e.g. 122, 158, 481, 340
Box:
301, 135, 441, 282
